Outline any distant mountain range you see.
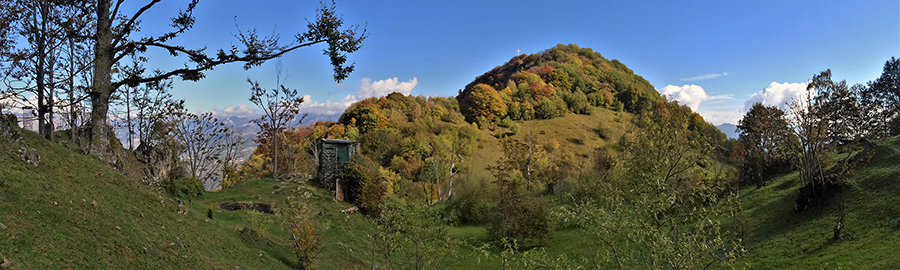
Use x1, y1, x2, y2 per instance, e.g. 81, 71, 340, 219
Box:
113, 113, 339, 163
716, 123, 739, 139
218, 113, 340, 161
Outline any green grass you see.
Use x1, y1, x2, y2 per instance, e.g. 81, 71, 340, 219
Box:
735, 136, 900, 269
0, 123, 384, 269
0, 125, 298, 269
5, 115, 899, 269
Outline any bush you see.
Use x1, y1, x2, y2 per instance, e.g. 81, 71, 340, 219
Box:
487, 192, 555, 248
497, 116, 512, 128
447, 179, 493, 225
341, 156, 387, 216
596, 124, 614, 139
162, 177, 205, 198
510, 123, 521, 135
493, 130, 506, 139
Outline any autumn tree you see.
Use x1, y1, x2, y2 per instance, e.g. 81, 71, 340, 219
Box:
248, 80, 307, 181
339, 99, 388, 134
459, 83, 507, 123
82, 0, 365, 160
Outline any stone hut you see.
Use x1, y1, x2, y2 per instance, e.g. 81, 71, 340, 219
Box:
316, 139, 359, 201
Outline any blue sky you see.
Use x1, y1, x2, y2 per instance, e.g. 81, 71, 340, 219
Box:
123, 0, 898, 125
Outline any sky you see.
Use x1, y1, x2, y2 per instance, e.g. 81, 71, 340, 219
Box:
56, 0, 900, 125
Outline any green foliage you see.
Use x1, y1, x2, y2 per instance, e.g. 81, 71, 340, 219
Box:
509, 123, 521, 135
558, 100, 745, 268
163, 177, 205, 198
447, 179, 493, 225
534, 97, 560, 119
375, 197, 459, 270
564, 90, 590, 115
341, 156, 387, 215
247, 208, 274, 233
487, 190, 555, 248
737, 103, 793, 187
277, 196, 322, 270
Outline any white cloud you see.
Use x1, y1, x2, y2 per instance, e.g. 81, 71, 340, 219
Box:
301, 77, 418, 115
696, 106, 743, 126
208, 77, 418, 117
680, 72, 728, 82
222, 103, 256, 116
743, 81, 809, 112
356, 77, 418, 99
298, 94, 358, 115
658, 84, 730, 111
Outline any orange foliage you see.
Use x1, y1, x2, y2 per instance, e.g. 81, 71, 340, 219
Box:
464, 83, 508, 121
327, 124, 346, 138
529, 81, 554, 98
526, 66, 554, 81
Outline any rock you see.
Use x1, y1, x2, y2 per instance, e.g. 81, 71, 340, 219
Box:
0, 222, 6, 229
16, 147, 40, 167
0, 253, 9, 269
341, 206, 358, 214
0, 114, 22, 144
134, 142, 175, 186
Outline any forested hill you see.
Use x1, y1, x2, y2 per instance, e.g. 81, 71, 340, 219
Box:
457, 44, 664, 123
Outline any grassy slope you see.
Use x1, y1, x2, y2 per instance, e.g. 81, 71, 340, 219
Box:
462, 108, 631, 185
737, 136, 900, 269
6, 112, 897, 269
0, 126, 299, 269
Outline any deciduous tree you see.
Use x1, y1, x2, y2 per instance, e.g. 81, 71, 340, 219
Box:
171, 111, 229, 188
248, 79, 306, 181
83, 0, 365, 160
460, 83, 507, 123
737, 103, 792, 187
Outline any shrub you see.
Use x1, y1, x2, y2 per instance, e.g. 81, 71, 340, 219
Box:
596, 123, 614, 139
447, 179, 493, 225
510, 123, 521, 135
341, 156, 387, 216
497, 116, 512, 128
162, 177, 205, 198
493, 130, 506, 139
487, 192, 555, 248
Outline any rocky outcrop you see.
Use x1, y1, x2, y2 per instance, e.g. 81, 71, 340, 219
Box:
134, 142, 176, 186
0, 114, 21, 143
73, 122, 121, 166
16, 147, 40, 167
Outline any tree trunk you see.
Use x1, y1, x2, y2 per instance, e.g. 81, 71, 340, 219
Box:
88, 0, 114, 157
69, 37, 75, 141
273, 129, 279, 181
35, 1, 46, 137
